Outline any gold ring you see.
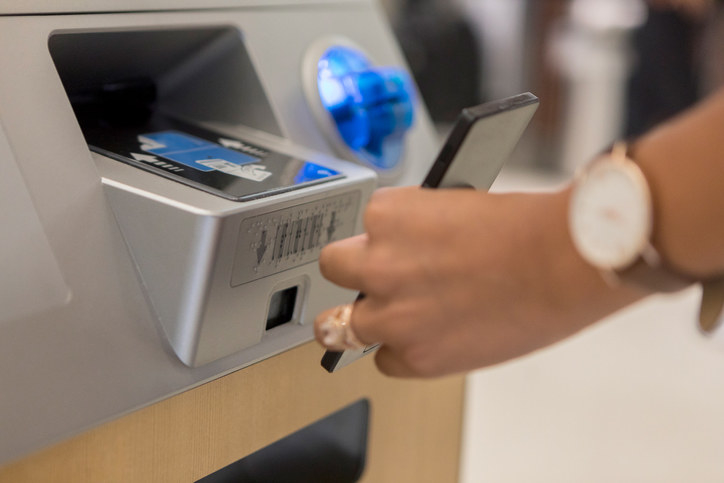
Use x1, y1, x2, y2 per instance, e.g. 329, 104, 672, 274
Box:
320, 303, 364, 350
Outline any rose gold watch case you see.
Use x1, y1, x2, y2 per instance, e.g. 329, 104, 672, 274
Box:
569, 142, 654, 273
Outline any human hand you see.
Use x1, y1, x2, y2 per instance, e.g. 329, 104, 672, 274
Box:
314, 187, 646, 378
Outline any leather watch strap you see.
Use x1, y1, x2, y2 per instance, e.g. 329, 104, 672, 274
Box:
619, 245, 693, 293
575, 141, 724, 337
699, 278, 724, 333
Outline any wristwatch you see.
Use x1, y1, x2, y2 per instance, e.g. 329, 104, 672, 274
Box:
568, 141, 724, 332
568, 141, 689, 291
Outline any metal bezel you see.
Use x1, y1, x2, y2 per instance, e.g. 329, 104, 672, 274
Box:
569, 144, 654, 272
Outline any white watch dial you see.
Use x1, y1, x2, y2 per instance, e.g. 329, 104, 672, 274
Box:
569, 158, 653, 270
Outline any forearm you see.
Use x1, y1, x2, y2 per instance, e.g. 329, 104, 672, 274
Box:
313, 90, 724, 377
317, 187, 652, 376
634, 88, 724, 278
517, 189, 649, 331
543, 88, 724, 326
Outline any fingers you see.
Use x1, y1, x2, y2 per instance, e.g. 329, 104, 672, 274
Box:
319, 187, 426, 292
313, 307, 416, 378
318, 234, 369, 291
345, 295, 395, 346
313, 304, 435, 378
314, 297, 451, 378
315, 186, 444, 375
363, 186, 420, 239
374, 347, 419, 378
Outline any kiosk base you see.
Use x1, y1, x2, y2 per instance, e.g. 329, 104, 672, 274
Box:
0, 342, 465, 482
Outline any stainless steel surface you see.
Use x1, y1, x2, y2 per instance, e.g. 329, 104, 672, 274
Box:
232, 192, 362, 287
0, 0, 364, 15
0, 2, 439, 466
100, 148, 373, 367
0, 124, 71, 325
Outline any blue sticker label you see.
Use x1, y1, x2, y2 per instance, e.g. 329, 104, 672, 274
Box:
294, 162, 341, 184
139, 131, 259, 172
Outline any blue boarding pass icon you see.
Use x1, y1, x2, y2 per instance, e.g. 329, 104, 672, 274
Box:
138, 131, 260, 171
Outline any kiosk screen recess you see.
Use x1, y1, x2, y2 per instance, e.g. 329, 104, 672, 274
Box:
81, 118, 342, 201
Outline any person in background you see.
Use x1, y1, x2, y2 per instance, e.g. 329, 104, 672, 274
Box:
627, 0, 721, 136
647, 0, 713, 18
390, 0, 483, 123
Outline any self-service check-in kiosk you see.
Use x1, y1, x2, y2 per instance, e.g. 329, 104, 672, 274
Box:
47, 27, 381, 367
0, 1, 448, 475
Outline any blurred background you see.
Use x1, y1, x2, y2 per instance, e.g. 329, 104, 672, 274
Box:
378, 1, 724, 481
382, 0, 723, 172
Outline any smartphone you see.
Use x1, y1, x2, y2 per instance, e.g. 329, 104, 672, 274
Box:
321, 92, 540, 372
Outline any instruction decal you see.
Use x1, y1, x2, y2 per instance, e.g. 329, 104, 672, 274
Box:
138, 131, 263, 176
198, 159, 272, 181
82, 114, 343, 201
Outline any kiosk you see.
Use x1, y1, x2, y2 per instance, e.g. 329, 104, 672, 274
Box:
0, 1, 464, 481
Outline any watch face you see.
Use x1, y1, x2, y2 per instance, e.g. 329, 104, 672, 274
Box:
569, 158, 653, 270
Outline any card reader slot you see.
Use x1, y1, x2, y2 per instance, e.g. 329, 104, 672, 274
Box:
49, 26, 282, 137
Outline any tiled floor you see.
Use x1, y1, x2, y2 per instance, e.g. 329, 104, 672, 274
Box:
459, 168, 724, 482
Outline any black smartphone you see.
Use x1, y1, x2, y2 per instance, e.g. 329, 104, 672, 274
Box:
321, 92, 539, 372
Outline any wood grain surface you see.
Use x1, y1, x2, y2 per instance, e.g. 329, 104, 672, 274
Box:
0, 342, 465, 482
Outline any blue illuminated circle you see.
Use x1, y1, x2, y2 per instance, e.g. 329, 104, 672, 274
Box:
317, 46, 415, 170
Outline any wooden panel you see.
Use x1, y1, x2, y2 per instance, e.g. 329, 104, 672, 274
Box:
0, 342, 465, 482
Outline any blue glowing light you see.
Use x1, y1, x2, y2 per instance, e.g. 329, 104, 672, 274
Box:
294, 162, 340, 184
317, 46, 415, 170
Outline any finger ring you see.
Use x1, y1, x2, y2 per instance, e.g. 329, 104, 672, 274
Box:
320, 304, 364, 350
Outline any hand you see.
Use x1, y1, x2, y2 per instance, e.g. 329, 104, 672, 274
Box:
314, 187, 646, 378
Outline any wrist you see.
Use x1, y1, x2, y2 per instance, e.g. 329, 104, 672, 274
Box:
569, 142, 694, 293
529, 189, 648, 326
568, 135, 724, 332
632, 97, 724, 279
632, 135, 699, 278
